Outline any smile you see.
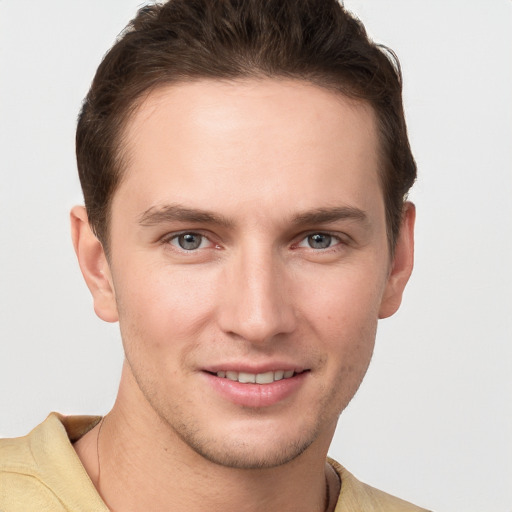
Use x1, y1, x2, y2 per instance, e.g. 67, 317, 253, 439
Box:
215, 370, 300, 384
204, 369, 309, 407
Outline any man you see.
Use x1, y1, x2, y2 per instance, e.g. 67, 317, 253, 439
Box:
0, 1, 428, 510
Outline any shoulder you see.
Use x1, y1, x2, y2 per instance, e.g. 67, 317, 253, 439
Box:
0, 415, 64, 511
0, 413, 107, 512
328, 458, 432, 512
0, 429, 36, 473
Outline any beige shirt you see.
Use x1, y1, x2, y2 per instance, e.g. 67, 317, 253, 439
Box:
0, 413, 429, 511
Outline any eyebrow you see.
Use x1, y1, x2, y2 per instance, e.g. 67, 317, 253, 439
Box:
138, 204, 234, 228
291, 206, 369, 227
139, 203, 369, 230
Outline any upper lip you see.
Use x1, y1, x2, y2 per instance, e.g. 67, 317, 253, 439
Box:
202, 362, 307, 374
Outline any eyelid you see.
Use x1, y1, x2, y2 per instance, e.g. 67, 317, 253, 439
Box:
160, 230, 218, 250
293, 231, 346, 248
158, 229, 350, 252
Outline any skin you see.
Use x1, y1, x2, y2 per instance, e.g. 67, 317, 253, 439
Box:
71, 79, 415, 512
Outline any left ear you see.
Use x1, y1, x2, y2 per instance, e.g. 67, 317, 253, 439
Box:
379, 202, 415, 319
70, 205, 119, 323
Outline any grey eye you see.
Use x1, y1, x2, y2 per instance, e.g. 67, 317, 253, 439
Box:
307, 233, 332, 249
176, 233, 203, 250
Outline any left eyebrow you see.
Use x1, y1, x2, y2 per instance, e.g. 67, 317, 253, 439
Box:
291, 206, 369, 227
138, 203, 234, 228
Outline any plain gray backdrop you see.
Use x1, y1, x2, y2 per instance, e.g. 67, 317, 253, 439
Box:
1, 1, 511, 511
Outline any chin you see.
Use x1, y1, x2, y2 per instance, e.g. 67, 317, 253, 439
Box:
181, 432, 315, 470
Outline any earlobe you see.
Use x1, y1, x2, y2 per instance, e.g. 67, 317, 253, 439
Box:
70, 206, 119, 323
378, 202, 415, 319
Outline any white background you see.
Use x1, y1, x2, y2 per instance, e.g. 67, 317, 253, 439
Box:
1, 1, 511, 511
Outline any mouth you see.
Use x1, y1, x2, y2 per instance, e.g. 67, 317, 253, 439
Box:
210, 369, 305, 384
203, 368, 309, 407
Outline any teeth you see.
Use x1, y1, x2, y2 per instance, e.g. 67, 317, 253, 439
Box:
255, 371, 274, 384
216, 370, 297, 384
238, 372, 256, 383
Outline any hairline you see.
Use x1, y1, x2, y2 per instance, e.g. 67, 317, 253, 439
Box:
98, 75, 401, 258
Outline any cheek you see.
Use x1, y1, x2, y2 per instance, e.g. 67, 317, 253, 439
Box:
294, 263, 385, 383
320, 300, 379, 415
295, 262, 387, 331
113, 262, 219, 349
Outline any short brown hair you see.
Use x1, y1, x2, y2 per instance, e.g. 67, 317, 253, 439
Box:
76, 0, 416, 251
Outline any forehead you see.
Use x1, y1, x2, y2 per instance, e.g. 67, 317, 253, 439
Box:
114, 79, 382, 223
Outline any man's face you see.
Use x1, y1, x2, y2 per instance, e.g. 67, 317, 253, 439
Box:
99, 79, 410, 468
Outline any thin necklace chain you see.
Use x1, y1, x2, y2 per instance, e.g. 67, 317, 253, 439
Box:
324, 470, 331, 512
96, 417, 109, 510
96, 417, 105, 482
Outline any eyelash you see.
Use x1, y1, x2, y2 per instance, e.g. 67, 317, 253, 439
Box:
161, 231, 216, 252
161, 231, 345, 253
295, 232, 343, 250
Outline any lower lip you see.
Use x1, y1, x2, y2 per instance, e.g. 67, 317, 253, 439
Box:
203, 371, 308, 408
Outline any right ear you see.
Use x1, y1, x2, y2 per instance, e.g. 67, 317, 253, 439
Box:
70, 206, 118, 323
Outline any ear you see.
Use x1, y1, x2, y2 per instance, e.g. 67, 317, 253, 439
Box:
70, 206, 119, 323
378, 202, 415, 319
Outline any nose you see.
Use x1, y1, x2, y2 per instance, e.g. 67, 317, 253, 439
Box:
217, 244, 297, 344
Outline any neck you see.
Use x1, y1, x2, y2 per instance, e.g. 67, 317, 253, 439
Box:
75, 364, 340, 512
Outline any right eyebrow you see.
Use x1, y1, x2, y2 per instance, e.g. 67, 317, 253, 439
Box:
138, 203, 234, 229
